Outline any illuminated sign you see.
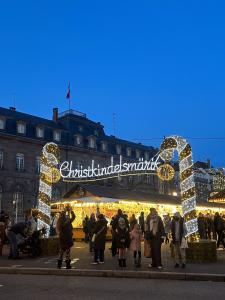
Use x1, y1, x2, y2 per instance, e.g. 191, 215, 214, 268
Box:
60, 155, 162, 182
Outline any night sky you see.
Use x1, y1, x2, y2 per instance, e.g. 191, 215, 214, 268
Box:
0, 1, 225, 166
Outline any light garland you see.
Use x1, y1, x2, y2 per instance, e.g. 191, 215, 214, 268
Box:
37, 142, 60, 236
160, 136, 199, 240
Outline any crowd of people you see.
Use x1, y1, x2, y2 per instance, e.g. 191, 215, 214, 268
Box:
1, 207, 225, 271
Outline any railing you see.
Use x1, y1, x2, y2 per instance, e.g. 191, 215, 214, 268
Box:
59, 109, 87, 118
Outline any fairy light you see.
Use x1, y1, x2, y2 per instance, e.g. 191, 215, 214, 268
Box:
160, 135, 199, 240
37, 142, 60, 236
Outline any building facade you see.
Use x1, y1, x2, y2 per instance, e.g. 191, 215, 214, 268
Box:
0, 106, 175, 221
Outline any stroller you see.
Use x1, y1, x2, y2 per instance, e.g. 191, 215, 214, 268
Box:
18, 228, 46, 258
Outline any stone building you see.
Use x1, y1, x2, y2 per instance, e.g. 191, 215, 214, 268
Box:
0, 106, 175, 221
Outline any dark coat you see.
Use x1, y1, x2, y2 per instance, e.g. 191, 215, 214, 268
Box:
93, 218, 108, 250
111, 214, 129, 231
58, 211, 75, 251
115, 227, 130, 249
171, 218, 184, 244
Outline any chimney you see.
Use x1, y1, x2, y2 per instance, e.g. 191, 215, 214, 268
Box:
9, 107, 16, 111
53, 108, 58, 123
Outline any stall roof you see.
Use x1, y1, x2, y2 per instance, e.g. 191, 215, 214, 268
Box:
61, 184, 225, 209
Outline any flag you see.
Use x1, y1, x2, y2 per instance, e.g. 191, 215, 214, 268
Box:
66, 82, 70, 99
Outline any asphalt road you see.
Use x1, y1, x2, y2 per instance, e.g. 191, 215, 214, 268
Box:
0, 275, 225, 300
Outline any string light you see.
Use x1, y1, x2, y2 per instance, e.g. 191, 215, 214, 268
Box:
160, 135, 199, 240
37, 142, 60, 236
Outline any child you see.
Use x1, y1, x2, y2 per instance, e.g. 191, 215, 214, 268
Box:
130, 223, 142, 267
115, 217, 130, 267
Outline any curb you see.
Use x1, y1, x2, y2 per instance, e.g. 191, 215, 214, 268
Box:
0, 267, 224, 282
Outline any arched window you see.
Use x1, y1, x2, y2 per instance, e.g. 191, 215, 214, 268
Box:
0, 184, 3, 212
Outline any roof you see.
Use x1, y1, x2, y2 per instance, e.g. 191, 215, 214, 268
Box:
62, 184, 225, 209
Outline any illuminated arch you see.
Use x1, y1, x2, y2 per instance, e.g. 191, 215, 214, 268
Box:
37, 142, 60, 235
159, 136, 198, 240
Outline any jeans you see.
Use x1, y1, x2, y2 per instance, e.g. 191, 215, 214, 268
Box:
94, 249, 104, 262
7, 231, 19, 258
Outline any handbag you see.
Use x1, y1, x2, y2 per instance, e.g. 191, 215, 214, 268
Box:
91, 234, 96, 243
91, 226, 106, 243
180, 237, 188, 249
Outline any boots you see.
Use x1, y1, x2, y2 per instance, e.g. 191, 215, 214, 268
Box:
57, 259, 62, 269
66, 260, 72, 269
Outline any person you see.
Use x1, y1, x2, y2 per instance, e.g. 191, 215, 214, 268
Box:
138, 212, 145, 234
146, 208, 165, 269
130, 223, 142, 267
7, 221, 30, 259
111, 209, 129, 257
82, 215, 89, 243
198, 213, 206, 239
115, 217, 130, 268
129, 214, 137, 231
56, 206, 76, 269
171, 212, 187, 268
0, 211, 6, 256
92, 214, 108, 264
163, 214, 171, 244
87, 213, 96, 252
25, 209, 37, 237
214, 212, 225, 248
50, 212, 58, 237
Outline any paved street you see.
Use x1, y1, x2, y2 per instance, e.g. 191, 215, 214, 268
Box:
0, 274, 225, 300
1, 242, 225, 275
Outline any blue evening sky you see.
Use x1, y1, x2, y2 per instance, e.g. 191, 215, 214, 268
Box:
0, 1, 225, 166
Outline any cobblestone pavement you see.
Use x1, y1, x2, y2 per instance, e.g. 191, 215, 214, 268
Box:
0, 242, 225, 274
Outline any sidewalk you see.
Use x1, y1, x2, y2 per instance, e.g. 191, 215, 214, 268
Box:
0, 242, 225, 281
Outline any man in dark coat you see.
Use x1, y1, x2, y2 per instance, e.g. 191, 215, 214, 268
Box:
92, 214, 108, 264
57, 207, 76, 269
139, 212, 145, 234
146, 208, 165, 269
87, 213, 96, 252
214, 212, 225, 248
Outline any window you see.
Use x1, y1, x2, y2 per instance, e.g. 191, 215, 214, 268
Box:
13, 192, 23, 216
94, 129, 99, 136
136, 149, 141, 159
16, 153, 24, 171
88, 137, 96, 149
78, 125, 83, 132
53, 130, 61, 142
36, 127, 44, 138
126, 147, 131, 157
74, 135, 83, 146
144, 152, 149, 161
0, 151, 3, 169
101, 141, 108, 152
0, 118, 5, 130
116, 145, 122, 155
17, 122, 26, 134
35, 156, 40, 174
